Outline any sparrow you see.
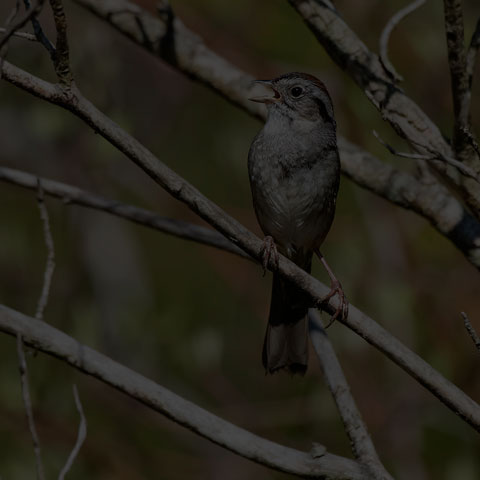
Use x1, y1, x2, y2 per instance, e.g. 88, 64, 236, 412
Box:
248, 72, 347, 375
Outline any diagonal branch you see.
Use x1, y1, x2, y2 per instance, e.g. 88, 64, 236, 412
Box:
0, 304, 369, 480
466, 18, 480, 89
2, 60, 480, 432
309, 311, 393, 480
0, 166, 249, 260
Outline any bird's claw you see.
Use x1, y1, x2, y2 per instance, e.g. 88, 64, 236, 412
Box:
260, 236, 279, 276
320, 279, 348, 327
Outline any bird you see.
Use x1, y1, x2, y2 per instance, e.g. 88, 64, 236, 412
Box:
248, 72, 347, 375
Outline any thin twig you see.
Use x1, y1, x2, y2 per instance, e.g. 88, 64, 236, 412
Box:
23, 0, 56, 57
58, 385, 87, 480
35, 179, 55, 321
0, 0, 43, 50
309, 311, 393, 480
17, 334, 45, 480
0, 27, 36, 41
0, 166, 249, 260
461, 312, 480, 351
373, 130, 480, 182
379, 0, 426, 82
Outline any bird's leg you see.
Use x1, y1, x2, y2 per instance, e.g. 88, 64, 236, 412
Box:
314, 249, 348, 325
260, 236, 279, 276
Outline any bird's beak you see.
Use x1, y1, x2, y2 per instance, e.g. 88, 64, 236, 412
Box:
248, 80, 281, 104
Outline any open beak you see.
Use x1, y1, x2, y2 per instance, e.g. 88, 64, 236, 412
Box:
248, 80, 281, 104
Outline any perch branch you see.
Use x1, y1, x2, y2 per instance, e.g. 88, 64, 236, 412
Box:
70, 0, 480, 269
309, 311, 392, 480
17, 334, 45, 480
0, 166, 249, 260
2, 60, 480, 432
35, 179, 55, 321
379, 0, 426, 82
0, 305, 369, 480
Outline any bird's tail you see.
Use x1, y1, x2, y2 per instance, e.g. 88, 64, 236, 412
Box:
262, 253, 312, 375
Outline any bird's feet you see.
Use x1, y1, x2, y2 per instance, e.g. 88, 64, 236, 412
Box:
260, 236, 279, 276
315, 249, 348, 326
322, 279, 348, 327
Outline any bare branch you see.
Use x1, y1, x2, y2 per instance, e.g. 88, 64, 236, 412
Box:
0, 27, 36, 41
379, 0, 426, 82
289, 0, 480, 216
2, 305, 369, 480
35, 179, 55, 321
70, 0, 480, 268
0, 166, 249, 260
17, 334, 45, 480
309, 311, 393, 480
2, 61, 480, 432
58, 385, 87, 480
461, 312, 480, 351
0, 0, 44, 51
373, 130, 480, 182
48, 0, 72, 84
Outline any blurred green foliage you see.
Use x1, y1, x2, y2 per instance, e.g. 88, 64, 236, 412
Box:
1, 0, 480, 478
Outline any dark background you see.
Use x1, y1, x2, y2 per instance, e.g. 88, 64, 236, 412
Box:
1, 0, 479, 478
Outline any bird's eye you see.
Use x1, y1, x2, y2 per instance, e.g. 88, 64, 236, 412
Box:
290, 86, 303, 98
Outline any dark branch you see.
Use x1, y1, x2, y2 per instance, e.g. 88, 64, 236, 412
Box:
461, 312, 480, 351
48, 0, 72, 83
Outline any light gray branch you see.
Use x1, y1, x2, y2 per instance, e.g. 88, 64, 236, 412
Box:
69, 0, 480, 269
309, 311, 393, 480
17, 334, 45, 480
2, 60, 480, 432
0, 305, 370, 480
379, 0, 426, 82
48, 0, 72, 84
35, 179, 56, 321
0, 166, 249, 260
